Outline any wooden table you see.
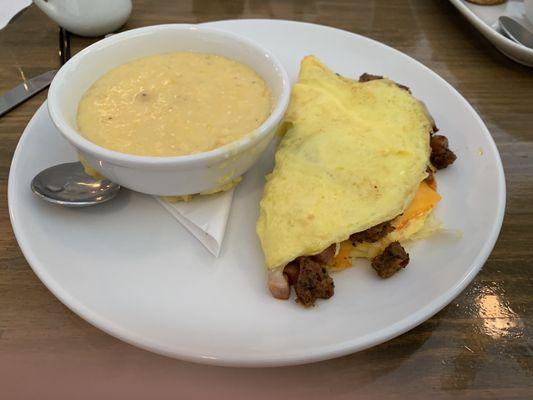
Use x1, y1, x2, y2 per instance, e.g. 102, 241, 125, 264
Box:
1, 1, 531, 399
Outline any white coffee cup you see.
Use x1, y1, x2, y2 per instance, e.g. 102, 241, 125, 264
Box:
33, 0, 132, 37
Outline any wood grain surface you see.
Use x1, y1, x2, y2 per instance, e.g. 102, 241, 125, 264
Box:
1, 1, 532, 399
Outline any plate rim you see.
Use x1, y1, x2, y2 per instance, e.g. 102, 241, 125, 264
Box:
8, 19, 507, 367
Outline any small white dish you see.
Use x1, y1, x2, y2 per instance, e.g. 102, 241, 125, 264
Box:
48, 25, 290, 196
9, 19, 505, 367
449, 0, 533, 66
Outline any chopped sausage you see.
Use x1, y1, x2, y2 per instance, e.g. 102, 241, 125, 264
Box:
284, 243, 335, 289
359, 73, 383, 82
395, 83, 411, 93
371, 241, 410, 278
268, 268, 290, 299
358, 73, 410, 92
311, 244, 336, 265
430, 135, 456, 169
294, 258, 335, 307
283, 242, 335, 287
283, 262, 300, 286
350, 221, 394, 244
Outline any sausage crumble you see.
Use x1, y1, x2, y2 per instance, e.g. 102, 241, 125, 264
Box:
294, 258, 335, 307
350, 221, 394, 244
371, 241, 410, 278
283, 245, 336, 306
358, 73, 411, 92
430, 134, 456, 169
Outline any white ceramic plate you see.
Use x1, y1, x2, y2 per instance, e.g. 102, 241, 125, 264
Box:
449, 0, 533, 66
8, 20, 505, 367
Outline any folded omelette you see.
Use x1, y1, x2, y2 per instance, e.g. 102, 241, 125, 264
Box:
256, 56, 456, 306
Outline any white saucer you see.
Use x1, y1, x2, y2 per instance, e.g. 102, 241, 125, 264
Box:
8, 19, 506, 367
449, 0, 533, 66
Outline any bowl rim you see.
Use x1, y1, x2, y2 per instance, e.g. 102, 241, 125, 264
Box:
47, 23, 291, 167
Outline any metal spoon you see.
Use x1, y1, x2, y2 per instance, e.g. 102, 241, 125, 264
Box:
499, 16, 533, 49
31, 162, 121, 207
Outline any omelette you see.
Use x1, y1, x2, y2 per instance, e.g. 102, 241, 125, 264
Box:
256, 56, 456, 306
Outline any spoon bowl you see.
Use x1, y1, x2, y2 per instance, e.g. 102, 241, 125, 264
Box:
31, 162, 121, 207
499, 16, 533, 49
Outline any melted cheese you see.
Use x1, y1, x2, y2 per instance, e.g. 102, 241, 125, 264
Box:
395, 180, 440, 230
331, 180, 441, 268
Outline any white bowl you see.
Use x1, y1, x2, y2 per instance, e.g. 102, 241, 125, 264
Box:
47, 24, 290, 196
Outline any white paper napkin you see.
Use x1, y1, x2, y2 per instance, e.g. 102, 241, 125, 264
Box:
0, 0, 31, 29
155, 188, 235, 257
